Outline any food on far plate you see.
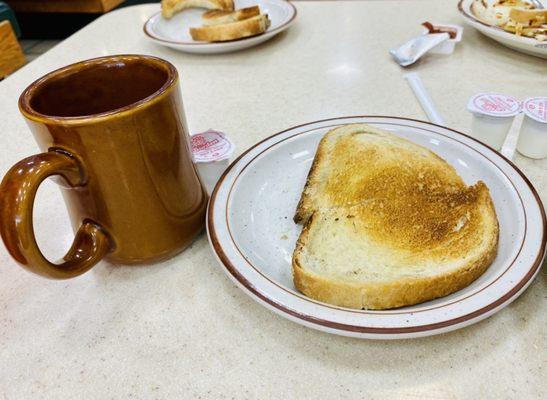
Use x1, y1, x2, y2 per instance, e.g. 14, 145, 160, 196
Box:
161, 0, 234, 19
161, 0, 270, 43
292, 124, 499, 310
509, 7, 547, 25
471, 0, 547, 41
190, 13, 270, 42
202, 6, 260, 26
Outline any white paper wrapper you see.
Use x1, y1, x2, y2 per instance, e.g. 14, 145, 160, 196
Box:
390, 22, 462, 66
390, 32, 450, 66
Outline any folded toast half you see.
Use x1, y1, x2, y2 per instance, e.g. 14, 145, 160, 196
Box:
202, 6, 261, 26
190, 14, 270, 42
292, 124, 499, 310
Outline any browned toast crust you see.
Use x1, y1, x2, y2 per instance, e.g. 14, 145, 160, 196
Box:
190, 14, 270, 42
202, 6, 260, 23
291, 124, 499, 310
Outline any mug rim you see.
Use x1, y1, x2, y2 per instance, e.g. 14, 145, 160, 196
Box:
19, 54, 178, 124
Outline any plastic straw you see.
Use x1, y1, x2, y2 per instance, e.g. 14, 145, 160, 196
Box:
404, 72, 445, 126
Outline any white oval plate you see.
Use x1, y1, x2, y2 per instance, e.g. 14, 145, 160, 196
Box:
143, 0, 296, 54
207, 116, 546, 339
458, 0, 547, 59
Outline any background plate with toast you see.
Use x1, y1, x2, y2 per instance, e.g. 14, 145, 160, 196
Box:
207, 116, 546, 339
144, 0, 296, 54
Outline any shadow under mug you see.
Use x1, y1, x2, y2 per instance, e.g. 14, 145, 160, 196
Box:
0, 55, 208, 279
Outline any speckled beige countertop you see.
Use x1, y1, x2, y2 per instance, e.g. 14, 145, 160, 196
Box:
0, 1, 545, 399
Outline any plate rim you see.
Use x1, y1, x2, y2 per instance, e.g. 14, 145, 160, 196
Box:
207, 115, 547, 336
457, 0, 546, 47
143, 0, 297, 46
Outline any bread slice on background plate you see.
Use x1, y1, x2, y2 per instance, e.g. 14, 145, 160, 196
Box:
190, 14, 270, 42
162, 0, 234, 19
292, 124, 499, 310
202, 6, 261, 26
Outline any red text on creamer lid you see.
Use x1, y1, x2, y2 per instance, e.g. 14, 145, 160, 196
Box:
191, 130, 235, 163
467, 93, 521, 117
522, 97, 547, 124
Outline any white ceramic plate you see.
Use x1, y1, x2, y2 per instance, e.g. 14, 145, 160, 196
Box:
458, 0, 547, 59
143, 0, 296, 54
207, 116, 546, 339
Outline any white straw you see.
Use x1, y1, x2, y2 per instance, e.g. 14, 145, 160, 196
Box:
500, 113, 522, 161
404, 72, 445, 126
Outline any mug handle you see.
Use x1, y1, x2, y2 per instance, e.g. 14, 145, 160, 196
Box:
0, 150, 112, 279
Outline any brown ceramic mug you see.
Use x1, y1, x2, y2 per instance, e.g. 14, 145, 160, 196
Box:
0, 55, 208, 279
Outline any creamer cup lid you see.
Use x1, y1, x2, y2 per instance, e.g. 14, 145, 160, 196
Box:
522, 97, 547, 124
467, 93, 520, 117
191, 129, 235, 163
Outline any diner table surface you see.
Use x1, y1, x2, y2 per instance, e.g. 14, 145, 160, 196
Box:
0, 1, 546, 398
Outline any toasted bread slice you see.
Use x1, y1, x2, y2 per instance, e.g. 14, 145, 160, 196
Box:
190, 14, 270, 42
292, 124, 499, 310
294, 124, 465, 225
202, 6, 260, 26
161, 0, 234, 19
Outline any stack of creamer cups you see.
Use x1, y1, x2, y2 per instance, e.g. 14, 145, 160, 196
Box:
467, 93, 547, 159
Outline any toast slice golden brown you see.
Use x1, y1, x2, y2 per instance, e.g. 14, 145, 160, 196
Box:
190, 14, 270, 42
202, 6, 261, 26
161, 0, 234, 19
292, 124, 499, 310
